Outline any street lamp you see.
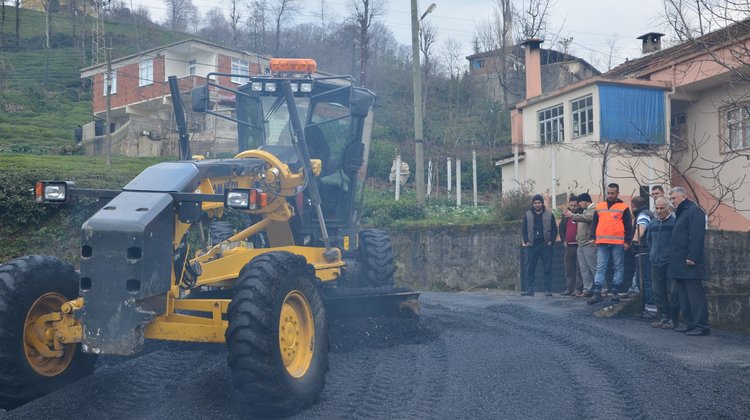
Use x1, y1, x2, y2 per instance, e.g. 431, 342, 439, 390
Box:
411, 1, 436, 205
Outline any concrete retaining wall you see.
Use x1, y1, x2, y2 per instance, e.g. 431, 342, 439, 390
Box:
390, 223, 750, 334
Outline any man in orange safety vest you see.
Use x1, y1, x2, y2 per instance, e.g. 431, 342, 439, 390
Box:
587, 183, 633, 304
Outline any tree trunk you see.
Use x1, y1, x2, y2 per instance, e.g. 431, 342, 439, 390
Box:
15, 0, 20, 49
45, 0, 51, 49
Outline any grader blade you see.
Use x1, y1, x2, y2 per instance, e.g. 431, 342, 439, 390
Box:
322, 287, 420, 318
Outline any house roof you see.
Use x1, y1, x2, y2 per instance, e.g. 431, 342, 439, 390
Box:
80, 38, 270, 75
606, 18, 750, 78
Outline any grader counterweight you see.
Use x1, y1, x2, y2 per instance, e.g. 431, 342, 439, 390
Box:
0, 58, 418, 416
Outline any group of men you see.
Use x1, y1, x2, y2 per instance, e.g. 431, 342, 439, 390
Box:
521, 183, 710, 336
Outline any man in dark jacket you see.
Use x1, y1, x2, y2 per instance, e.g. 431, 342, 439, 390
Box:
646, 197, 680, 329
521, 194, 558, 297
668, 187, 709, 336
558, 195, 583, 296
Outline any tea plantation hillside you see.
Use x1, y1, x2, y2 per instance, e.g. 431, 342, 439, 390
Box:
0, 7, 190, 153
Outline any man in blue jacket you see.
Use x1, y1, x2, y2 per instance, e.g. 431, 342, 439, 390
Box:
646, 197, 680, 329
668, 187, 709, 336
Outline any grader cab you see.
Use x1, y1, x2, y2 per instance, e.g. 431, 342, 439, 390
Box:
0, 58, 418, 415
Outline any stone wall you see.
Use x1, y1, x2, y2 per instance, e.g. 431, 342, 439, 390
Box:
390, 224, 750, 333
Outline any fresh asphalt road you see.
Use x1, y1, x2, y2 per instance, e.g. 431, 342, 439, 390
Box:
3, 291, 749, 419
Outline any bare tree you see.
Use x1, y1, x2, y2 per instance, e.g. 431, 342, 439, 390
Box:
14, 0, 20, 49
472, 0, 515, 107
164, 0, 196, 32
270, 0, 301, 56
247, 0, 269, 53
228, 0, 245, 45
611, 131, 748, 227
347, 0, 387, 87
40, 0, 64, 48
2, 0, 7, 47
200, 8, 232, 44
514, 0, 555, 41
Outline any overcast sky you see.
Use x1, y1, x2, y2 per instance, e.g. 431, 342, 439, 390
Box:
134, 0, 669, 71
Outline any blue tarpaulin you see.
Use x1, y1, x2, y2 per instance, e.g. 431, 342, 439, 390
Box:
599, 84, 666, 144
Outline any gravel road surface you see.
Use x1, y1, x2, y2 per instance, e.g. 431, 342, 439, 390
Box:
3, 291, 749, 419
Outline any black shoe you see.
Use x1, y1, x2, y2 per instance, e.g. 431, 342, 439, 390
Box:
610, 293, 620, 302
560, 290, 573, 296
587, 293, 602, 305
675, 325, 694, 333
685, 328, 710, 336
521, 291, 535, 297
545, 292, 553, 297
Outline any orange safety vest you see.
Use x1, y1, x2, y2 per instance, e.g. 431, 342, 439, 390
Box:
595, 201, 628, 245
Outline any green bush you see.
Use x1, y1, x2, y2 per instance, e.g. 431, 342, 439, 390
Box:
362, 190, 426, 227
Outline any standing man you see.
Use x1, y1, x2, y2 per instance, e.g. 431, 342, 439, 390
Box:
668, 187, 709, 336
558, 195, 583, 296
587, 183, 633, 304
564, 192, 597, 298
646, 197, 680, 329
521, 194, 558, 297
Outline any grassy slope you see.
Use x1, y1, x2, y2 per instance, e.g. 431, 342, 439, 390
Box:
0, 8, 191, 152
0, 155, 170, 263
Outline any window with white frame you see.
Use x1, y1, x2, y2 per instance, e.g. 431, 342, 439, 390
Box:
571, 95, 593, 138
538, 104, 564, 145
139, 59, 153, 86
723, 106, 750, 151
231, 58, 250, 84
188, 59, 197, 76
103, 70, 117, 96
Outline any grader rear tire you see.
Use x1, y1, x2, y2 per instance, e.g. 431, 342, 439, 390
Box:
0, 256, 97, 410
225, 251, 328, 416
357, 229, 396, 287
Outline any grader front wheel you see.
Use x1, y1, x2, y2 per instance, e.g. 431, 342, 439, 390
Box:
225, 251, 328, 416
0, 256, 97, 410
23, 292, 76, 376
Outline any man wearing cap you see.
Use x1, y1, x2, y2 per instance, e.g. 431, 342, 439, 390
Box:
563, 192, 596, 297
587, 183, 633, 304
521, 194, 558, 297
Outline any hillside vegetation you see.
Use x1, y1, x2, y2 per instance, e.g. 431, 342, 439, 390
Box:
0, 7, 190, 153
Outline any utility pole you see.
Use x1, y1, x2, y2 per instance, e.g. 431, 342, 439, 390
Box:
411, 2, 436, 205
105, 40, 112, 166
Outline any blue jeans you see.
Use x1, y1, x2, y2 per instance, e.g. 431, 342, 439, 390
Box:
526, 243, 552, 293
593, 244, 624, 292
635, 252, 653, 305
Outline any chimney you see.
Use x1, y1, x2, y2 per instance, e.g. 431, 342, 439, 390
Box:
637, 32, 665, 54
522, 38, 544, 99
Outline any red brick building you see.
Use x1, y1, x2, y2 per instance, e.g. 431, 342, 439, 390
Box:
80, 39, 269, 157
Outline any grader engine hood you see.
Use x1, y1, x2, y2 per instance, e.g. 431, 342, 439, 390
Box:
78, 191, 175, 355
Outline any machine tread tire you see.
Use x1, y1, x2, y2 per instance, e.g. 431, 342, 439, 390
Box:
0, 255, 97, 410
225, 251, 328, 416
357, 229, 396, 288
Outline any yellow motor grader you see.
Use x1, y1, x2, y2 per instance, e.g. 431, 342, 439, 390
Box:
0, 58, 418, 415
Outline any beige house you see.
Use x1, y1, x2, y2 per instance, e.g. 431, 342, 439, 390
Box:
501, 23, 750, 231
80, 39, 269, 157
